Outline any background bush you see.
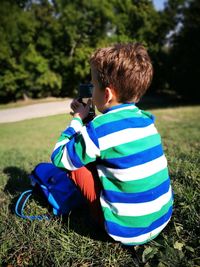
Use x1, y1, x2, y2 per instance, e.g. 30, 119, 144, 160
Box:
0, 0, 199, 103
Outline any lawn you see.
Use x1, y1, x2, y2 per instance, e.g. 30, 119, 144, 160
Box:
0, 106, 199, 267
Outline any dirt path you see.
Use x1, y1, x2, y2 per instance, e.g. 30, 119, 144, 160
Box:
0, 99, 72, 123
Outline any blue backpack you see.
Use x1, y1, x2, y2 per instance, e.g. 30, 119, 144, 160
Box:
15, 162, 83, 220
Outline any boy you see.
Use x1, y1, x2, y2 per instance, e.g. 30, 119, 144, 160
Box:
51, 43, 173, 245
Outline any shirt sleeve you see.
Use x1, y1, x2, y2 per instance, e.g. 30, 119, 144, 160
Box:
51, 118, 100, 170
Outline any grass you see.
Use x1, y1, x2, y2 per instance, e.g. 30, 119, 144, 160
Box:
0, 105, 200, 267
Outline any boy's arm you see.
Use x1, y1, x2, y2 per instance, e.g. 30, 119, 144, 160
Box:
51, 118, 100, 170
51, 117, 83, 169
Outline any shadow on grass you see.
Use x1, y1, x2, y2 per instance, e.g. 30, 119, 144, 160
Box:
3, 166, 30, 194
3, 166, 145, 265
138, 93, 200, 110
66, 206, 113, 242
65, 210, 142, 265
3, 166, 39, 216
3, 166, 113, 243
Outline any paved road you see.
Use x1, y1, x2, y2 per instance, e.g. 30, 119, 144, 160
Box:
0, 99, 72, 123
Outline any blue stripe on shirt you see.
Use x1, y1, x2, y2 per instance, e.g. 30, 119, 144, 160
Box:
101, 144, 163, 169
51, 146, 61, 162
95, 117, 153, 138
66, 136, 84, 168
106, 206, 173, 238
62, 126, 76, 137
102, 178, 170, 203
86, 122, 99, 148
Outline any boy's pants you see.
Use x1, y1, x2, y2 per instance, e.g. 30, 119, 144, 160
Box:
69, 163, 104, 227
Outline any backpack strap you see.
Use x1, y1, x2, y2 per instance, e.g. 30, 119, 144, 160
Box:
15, 190, 50, 220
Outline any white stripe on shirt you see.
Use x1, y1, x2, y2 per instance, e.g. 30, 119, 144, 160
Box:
106, 105, 137, 114
100, 186, 172, 216
98, 124, 158, 150
109, 219, 170, 244
53, 139, 69, 151
69, 119, 83, 132
80, 127, 100, 158
97, 155, 168, 181
61, 146, 78, 170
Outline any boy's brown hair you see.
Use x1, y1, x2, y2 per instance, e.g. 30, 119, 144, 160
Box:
89, 43, 153, 102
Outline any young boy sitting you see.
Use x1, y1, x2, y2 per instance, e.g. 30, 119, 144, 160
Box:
51, 43, 173, 245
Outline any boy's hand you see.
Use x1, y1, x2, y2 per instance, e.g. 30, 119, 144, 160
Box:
70, 99, 91, 120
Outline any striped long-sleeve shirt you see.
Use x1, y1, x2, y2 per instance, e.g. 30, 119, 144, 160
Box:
51, 103, 173, 245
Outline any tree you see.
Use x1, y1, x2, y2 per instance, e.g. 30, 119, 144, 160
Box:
0, 1, 31, 101
2, 0, 195, 103
169, 0, 200, 100
54, 0, 116, 96
0, 0, 62, 101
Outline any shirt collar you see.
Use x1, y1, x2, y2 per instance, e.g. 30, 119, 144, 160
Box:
103, 103, 135, 114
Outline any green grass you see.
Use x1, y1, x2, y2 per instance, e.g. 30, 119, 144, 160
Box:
0, 106, 200, 266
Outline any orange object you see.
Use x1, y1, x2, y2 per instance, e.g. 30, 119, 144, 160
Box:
69, 163, 104, 227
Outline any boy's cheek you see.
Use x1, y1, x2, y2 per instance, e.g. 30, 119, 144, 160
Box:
92, 93, 98, 106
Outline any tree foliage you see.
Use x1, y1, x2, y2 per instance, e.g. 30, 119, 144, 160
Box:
169, 0, 200, 99
0, 0, 199, 102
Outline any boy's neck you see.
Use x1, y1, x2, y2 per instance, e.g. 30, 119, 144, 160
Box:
101, 99, 121, 113
102, 101, 136, 113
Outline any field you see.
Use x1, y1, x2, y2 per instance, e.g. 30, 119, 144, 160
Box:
0, 105, 199, 267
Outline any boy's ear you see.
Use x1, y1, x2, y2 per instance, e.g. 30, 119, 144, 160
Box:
104, 86, 116, 104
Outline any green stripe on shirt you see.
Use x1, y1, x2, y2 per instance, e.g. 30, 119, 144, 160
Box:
92, 107, 149, 127
102, 198, 173, 228
99, 168, 169, 193
74, 134, 96, 165
100, 133, 161, 159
